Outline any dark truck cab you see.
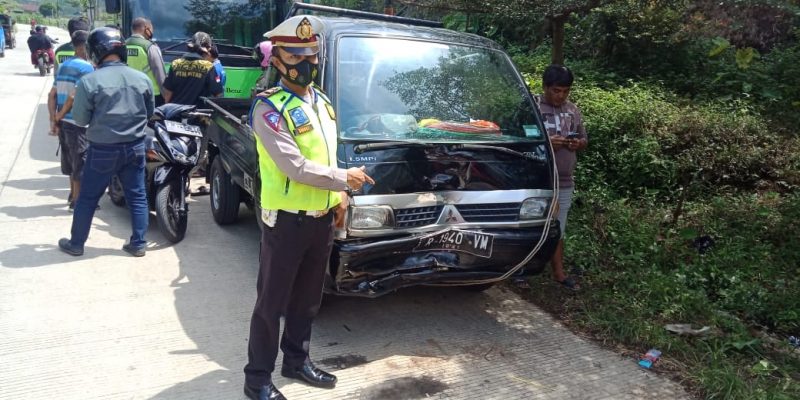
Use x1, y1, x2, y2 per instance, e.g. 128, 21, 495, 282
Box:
203, 6, 560, 297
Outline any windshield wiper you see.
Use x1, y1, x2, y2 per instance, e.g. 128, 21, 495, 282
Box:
451, 143, 534, 160
353, 142, 538, 161
353, 141, 436, 153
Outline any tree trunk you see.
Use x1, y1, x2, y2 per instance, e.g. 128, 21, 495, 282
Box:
550, 15, 566, 65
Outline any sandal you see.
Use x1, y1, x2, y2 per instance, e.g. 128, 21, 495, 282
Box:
557, 276, 580, 291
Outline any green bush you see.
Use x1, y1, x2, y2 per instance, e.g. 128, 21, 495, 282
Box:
557, 192, 800, 398
568, 84, 800, 199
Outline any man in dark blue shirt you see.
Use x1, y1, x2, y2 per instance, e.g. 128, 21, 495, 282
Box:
162, 32, 223, 107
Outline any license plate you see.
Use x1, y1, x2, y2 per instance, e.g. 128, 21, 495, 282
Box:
165, 120, 202, 137
414, 229, 494, 258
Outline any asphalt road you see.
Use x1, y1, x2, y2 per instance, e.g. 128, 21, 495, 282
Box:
0, 28, 691, 400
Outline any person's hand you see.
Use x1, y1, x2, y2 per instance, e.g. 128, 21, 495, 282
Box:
49, 120, 59, 136
567, 138, 586, 151
549, 135, 568, 150
346, 166, 375, 191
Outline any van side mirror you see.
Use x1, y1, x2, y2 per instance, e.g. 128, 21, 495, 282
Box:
105, 0, 121, 14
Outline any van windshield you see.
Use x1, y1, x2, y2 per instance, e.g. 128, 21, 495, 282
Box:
336, 37, 543, 143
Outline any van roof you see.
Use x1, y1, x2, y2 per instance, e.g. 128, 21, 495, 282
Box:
314, 16, 503, 51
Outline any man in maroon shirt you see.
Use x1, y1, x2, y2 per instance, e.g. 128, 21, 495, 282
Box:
538, 64, 588, 290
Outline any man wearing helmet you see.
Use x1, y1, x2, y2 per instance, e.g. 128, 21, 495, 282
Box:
27, 25, 56, 68
242, 15, 374, 400
57, 27, 154, 258
162, 31, 223, 107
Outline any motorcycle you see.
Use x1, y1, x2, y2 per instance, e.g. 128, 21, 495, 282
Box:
108, 104, 210, 243
35, 49, 51, 76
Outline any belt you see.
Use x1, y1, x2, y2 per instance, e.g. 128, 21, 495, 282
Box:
280, 209, 330, 218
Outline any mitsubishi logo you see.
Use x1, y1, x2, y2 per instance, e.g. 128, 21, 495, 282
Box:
440, 205, 465, 224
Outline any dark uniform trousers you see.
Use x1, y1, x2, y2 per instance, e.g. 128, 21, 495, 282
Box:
244, 210, 335, 387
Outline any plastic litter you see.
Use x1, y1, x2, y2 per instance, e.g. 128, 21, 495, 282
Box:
790, 336, 800, 348
665, 324, 711, 336
638, 348, 661, 369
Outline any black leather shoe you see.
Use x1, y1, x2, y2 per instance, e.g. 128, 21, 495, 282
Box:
243, 382, 286, 400
58, 238, 83, 256
281, 361, 337, 389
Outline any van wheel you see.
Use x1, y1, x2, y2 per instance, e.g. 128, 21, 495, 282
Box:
210, 157, 240, 224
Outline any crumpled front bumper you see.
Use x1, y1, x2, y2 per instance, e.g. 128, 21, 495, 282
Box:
329, 223, 561, 297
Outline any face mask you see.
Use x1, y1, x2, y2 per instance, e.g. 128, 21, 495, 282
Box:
278, 59, 318, 87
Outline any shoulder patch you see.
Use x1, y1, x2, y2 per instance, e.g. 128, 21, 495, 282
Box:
324, 103, 336, 120
288, 107, 310, 127
262, 111, 282, 131
258, 86, 283, 98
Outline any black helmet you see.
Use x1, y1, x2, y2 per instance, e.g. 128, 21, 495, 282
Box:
87, 27, 126, 65
187, 31, 212, 55
34, 25, 44, 33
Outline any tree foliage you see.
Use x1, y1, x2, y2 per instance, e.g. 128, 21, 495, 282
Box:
39, 2, 56, 17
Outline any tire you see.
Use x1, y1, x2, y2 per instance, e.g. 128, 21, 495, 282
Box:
156, 180, 188, 243
107, 175, 126, 207
210, 157, 240, 224
37, 58, 45, 76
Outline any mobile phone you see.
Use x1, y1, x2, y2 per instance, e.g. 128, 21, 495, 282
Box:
566, 132, 580, 140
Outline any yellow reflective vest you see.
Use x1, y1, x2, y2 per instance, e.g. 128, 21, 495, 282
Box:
251, 87, 341, 211
125, 35, 161, 96
54, 42, 75, 72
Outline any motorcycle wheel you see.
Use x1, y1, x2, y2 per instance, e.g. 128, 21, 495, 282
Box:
37, 58, 45, 76
156, 180, 187, 243
107, 175, 126, 207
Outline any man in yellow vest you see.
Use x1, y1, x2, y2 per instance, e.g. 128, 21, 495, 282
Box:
125, 18, 166, 105
54, 17, 89, 71
242, 15, 374, 400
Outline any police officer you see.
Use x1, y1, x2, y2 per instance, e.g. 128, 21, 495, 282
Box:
54, 17, 89, 71
126, 17, 167, 105
243, 15, 374, 400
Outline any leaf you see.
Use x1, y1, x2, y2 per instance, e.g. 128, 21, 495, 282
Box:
751, 359, 777, 376
730, 338, 760, 350
679, 228, 698, 240
708, 37, 730, 58
735, 48, 758, 70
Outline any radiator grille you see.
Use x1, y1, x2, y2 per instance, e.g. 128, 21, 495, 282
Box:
456, 203, 521, 222
394, 206, 443, 228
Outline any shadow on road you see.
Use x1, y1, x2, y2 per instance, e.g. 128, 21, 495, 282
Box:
147, 202, 543, 399
29, 103, 61, 162
0, 243, 123, 268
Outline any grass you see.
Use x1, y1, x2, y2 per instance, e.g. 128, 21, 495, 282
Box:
518, 191, 800, 399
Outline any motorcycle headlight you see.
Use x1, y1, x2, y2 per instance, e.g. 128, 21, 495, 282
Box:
350, 206, 394, 229
520, 198, 549, 220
